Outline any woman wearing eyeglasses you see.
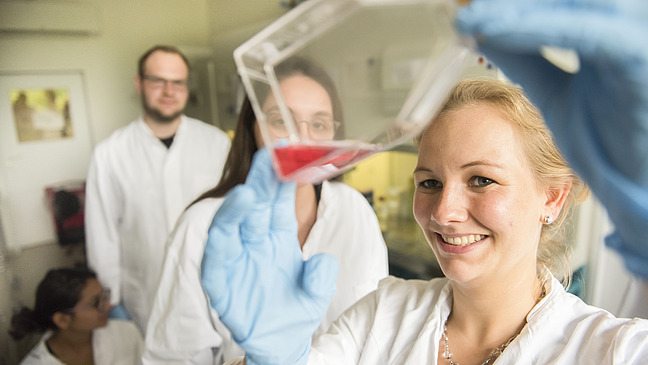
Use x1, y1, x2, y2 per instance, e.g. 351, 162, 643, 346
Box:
10, 267, 143, 365
143, 57, 388, 364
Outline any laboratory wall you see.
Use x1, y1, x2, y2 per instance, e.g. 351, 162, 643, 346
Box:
0, 1, 216, 362
0, 0, 212, 142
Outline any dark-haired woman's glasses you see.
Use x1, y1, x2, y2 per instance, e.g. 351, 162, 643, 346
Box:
63, 288, 111, 313
267, 115, 341, 141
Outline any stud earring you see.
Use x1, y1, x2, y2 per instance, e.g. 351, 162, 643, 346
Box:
543, 216, 554, 225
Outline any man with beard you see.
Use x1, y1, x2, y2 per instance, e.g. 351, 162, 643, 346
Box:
84, 45, 230, 334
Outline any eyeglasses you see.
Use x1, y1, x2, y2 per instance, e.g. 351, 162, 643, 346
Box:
62, 288, 111, 314
142, 75, 188, 91
266, 113, 341, 140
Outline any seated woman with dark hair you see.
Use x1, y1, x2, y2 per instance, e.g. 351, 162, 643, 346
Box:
10, 267, 143, 365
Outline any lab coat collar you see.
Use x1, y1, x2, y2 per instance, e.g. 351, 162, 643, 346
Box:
526, 273, 561, 323
505, 274, 562, 365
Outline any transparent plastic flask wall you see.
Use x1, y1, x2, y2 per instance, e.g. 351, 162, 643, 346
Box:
234, 0, 476, 183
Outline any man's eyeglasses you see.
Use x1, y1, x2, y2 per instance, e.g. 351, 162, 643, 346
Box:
62, 288, 111, 314
266, 113, 341, 140
142, 75, 188, 91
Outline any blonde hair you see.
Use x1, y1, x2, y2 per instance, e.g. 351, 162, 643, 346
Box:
418, 79, 590, 284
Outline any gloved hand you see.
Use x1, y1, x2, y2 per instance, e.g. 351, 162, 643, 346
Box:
457, 0, 648, 278
108, 302, 130, 320
200, 148, 339, 365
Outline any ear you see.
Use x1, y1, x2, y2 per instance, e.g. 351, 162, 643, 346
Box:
51, 312, 72, 330
135, 75, 143, 95
543, 180, 572, 222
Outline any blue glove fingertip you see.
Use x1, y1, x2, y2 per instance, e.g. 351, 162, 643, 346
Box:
205, 185, 256, 265
302, 253, 338, 298
247, 147, 279, 188
108, 303, 130, 320
211, 184, 257, 227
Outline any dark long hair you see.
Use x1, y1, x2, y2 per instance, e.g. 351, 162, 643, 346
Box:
192, 56, 344, 203
9, 267, 96, 340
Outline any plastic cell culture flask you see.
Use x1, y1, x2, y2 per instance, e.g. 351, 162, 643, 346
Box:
234, 0, 476, 183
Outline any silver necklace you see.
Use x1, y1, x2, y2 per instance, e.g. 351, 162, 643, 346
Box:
442, 320, 517, 365
442, 281, 548, 364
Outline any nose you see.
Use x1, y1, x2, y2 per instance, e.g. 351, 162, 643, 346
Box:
162, 81, 175, 94
99, 301, 112, 313
296, 121, 311, 139
430, 185, 467, 226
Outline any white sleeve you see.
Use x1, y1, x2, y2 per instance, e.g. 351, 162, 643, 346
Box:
94, 320, 144, 364
309, 290, 379, 365
334, 186, 389, 311
351, 197, 389, 300
612, 318, 648, 364
85, 149, 123, 304
142, 205, 225, 364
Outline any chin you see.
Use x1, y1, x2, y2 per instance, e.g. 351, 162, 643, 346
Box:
444, 271, 480, 285
156, 112, 183, 123
97, 316, 109, 327
437, 258, 484, 284
143, 103, 183, 123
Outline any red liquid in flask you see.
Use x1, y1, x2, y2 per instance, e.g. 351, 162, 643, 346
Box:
273, 143, 377, 183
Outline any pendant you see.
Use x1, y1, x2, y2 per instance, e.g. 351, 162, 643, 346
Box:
443, 349, 452, 359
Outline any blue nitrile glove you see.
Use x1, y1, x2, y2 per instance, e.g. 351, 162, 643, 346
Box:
200, 148, 338, 365
457, 0, 648, 278
108, 302, 130, 320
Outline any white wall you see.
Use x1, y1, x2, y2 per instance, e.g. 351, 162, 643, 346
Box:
209, 0, 284, 35
0, 1, 212, 362
0, 0, 212, 142
574, 197, 637, 316
0, 0, 213, 247
207, 0, 285, 130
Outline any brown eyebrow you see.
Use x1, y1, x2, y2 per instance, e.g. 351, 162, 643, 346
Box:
263, 107, 333, 119
263, 106, 280, 114
461, 160, 503, 169
313, 111, 334, 119
413, 160, 503, 174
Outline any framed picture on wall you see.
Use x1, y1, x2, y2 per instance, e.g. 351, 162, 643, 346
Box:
0, 71, 94, 250
10, 87, 74, 143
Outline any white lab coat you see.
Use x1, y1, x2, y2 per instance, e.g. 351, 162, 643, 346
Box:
307, 275, 648, 364
143, 180, 389, 364
20, 320, 144, 365
85, 116, 230, 333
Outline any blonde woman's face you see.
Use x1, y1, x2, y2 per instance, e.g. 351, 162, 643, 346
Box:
413, 103, 551, 287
